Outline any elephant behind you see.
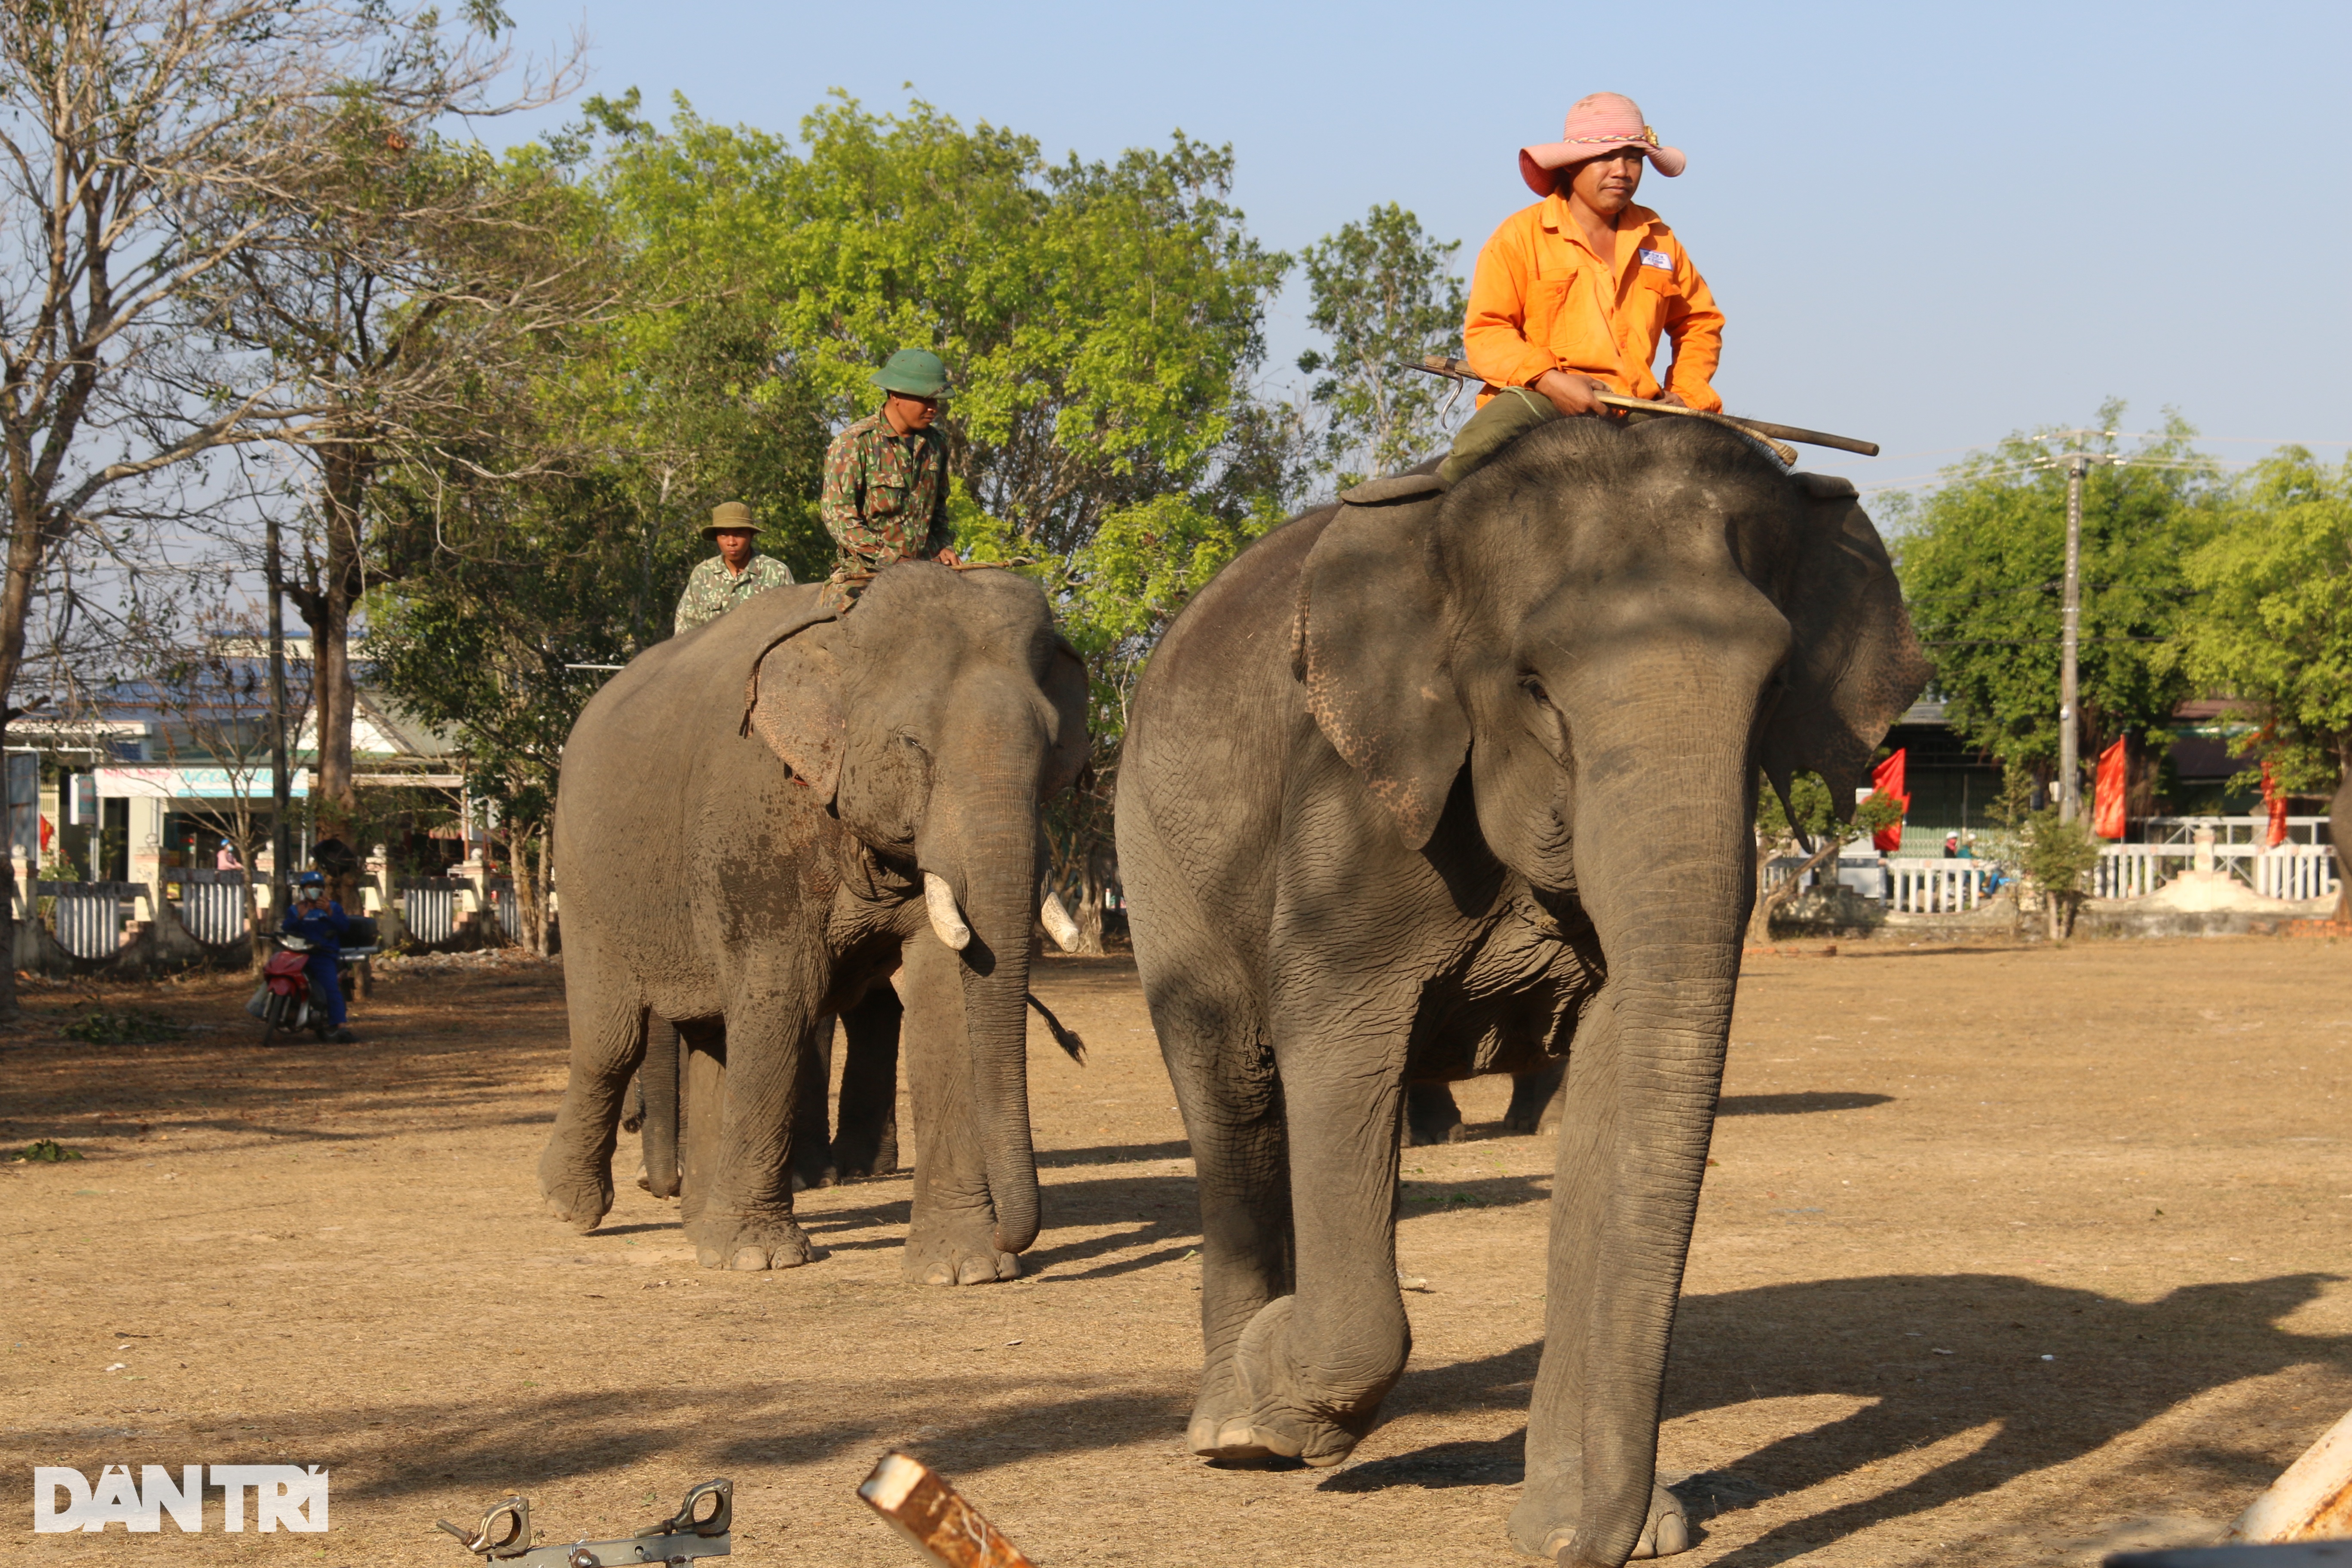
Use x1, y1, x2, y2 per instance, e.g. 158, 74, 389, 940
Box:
1117, 418, 1926, 1566
541, 562, 1088, 1284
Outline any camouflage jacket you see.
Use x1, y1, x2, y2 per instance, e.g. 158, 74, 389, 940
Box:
673, 552, 795, 635
819, 413, 952, 567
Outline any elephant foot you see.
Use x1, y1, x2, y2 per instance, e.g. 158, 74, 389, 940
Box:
1509, 1473, 1690, 1562
688, 1211, 815, 1271
537, 1144, 614, 1234
902, 1218, 1019, 1286
832, 1135, 898, 1180
1188, 1295, 1381, 1468
1403, 1082, 1465, 1148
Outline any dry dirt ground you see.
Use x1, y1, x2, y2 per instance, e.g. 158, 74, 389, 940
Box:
4, 937, 2350, 1568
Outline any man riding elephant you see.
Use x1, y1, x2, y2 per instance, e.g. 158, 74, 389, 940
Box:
675, 501, 795, 635
1438, 92, 1724, 489
821, 349, 963, 572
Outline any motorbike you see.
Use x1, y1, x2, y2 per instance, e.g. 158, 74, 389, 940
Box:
248, 925, 380, 1044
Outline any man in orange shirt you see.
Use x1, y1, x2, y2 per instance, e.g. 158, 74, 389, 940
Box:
1436, 93, 1723, 487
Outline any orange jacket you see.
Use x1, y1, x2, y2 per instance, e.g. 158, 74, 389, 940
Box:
1463, 196, 1723, 412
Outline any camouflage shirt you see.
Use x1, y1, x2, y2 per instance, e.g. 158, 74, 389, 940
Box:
673, 552, 796, 636
819, 412, 952, 567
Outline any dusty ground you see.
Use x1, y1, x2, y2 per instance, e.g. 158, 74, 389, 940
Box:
4, 936, 2350, 1567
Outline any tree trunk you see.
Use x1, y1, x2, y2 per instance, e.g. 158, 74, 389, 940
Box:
1074, 839, 1112, 956
534, 820, 555, 958
295, 449, 371, 850
1746, 833, 1844, 945
504, 814, 530, 950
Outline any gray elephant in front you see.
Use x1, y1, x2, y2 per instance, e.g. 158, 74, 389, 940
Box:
541, 563, 1087, 1283
1117, 419, 1926, 1566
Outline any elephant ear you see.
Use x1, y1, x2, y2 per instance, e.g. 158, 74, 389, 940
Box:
1759, 474, 1933, 818
1041, 635, 1091, 799
1293, 498, 1469, 850
747, 618, 848, 804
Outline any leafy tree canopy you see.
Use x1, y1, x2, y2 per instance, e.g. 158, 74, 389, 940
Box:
564, 91, 1292, 570
2179, 448, 2352, 794
1888, 402, 2220, 776
1295, 203, 1467, 486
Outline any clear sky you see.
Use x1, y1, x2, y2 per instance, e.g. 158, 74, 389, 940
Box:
483, 0, 2352, 496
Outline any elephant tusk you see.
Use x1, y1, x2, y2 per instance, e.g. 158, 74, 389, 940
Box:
923, 872, 971, 951
1040, 891, 1082, 953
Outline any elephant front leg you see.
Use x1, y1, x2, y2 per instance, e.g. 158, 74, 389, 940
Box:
687, 1001, 821, 1272
897, 935, 1014, 1285
1513, 1035, 1692, 1563
1210, 1044, 1411, 1468
537, 991, 644, 1233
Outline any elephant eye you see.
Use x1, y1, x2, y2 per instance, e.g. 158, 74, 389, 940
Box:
1522, 676, 1553, 707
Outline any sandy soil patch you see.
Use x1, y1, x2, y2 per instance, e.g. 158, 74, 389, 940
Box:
4, 937, 2349, 1565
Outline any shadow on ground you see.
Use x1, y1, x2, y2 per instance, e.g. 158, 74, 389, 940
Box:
1318, 1271, 2348, 1564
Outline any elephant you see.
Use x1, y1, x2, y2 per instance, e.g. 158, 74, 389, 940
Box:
539, 561, 1090, 1283
1115, 417, 1927, 1566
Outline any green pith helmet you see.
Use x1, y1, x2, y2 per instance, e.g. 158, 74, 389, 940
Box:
871, 348, 948, 399
701, 500, 759, 540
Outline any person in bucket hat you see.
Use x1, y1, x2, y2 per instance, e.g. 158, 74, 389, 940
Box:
820, 349, 961, 571
673, 500, 796, 635
1437, 93, 1724, 487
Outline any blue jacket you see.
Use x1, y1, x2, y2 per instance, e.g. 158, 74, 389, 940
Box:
282, 899, 350, 958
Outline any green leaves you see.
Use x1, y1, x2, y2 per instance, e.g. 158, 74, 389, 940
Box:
1893, 404, 2218, 774
2180, 447, 2352, 792
1297, 203, 1466, 485
579, 94, 1288, 561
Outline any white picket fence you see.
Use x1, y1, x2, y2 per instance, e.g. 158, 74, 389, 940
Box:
2089, 842, 2338, 901
1880, 843, 2339, 907
1886, 857, 1995, 913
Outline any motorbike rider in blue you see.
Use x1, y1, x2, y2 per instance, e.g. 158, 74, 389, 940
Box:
282, 873, 354, 1041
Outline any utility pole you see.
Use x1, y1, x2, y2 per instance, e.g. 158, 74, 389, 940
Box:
2057, 452, 2087, 821
266, 514, 292, 929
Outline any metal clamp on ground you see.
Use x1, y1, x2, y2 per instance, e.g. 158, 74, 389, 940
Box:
438, 1478, 732, 1566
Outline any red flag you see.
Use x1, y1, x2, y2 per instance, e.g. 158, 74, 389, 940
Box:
1870, 748, 1908, 853
2261, 760, 2290, 848
2092, 736, 2128, 840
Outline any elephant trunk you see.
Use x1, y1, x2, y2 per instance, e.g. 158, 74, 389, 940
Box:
926, 776, 1046, 1256
1543, 706, 1757, 1568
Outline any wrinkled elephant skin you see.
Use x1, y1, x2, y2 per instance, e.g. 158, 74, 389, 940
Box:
1118, 420, 1926, 1565
539, 563, 1088, 1283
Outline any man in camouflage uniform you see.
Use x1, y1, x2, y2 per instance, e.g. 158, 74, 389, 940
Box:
674, 500, 796, 635
819, 349, 962, 570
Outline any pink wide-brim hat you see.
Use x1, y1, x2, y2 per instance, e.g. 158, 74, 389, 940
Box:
1519, 92, 1686, 196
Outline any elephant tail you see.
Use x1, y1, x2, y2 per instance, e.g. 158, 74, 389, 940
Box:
1024, 992, 1087, 1066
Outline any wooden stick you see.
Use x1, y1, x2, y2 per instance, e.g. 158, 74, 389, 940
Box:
1407, 355, 1881, 457
858, 1452, 1036, 1568
2230, 1405, 2352, 1543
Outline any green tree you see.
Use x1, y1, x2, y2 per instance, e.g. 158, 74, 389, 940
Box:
1295, 203, 1468, 486
1891, 404, 2219, 805
576, 93, 1292, 563
2179, 447, 2352, 915
2016, 807, 2102, 938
